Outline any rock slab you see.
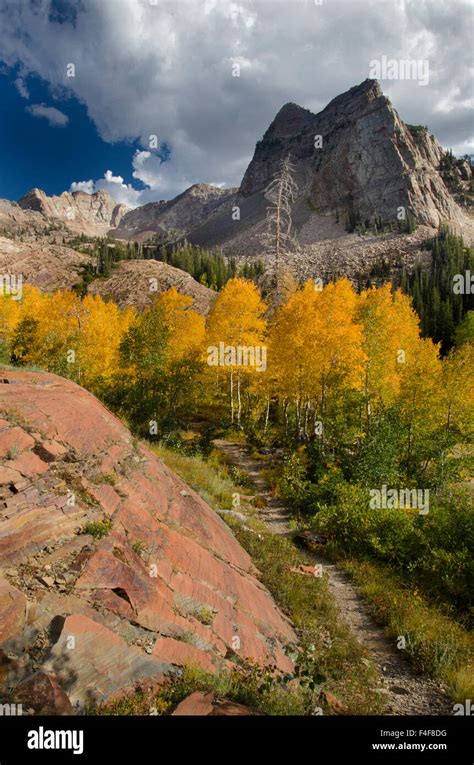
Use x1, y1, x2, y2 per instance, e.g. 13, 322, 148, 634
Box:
0, 370, 295, 709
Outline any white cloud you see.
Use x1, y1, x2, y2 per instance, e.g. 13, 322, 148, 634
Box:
69, 148, 236, 208
70, 170, 142, 207
15, 77, 29, 99
1, 0, 472, 198
25, 103, 69, 127
69, 179, 95, 193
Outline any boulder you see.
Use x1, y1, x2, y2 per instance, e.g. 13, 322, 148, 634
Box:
0, 578, 27, 645
0, 370, 296, 710
172, 691, 263, 716
15, 671, 74, 715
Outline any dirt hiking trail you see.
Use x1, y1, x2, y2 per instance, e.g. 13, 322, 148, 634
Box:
213, 438, 452, 716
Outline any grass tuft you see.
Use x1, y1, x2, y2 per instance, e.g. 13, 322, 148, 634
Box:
341, 557, 474, 702
82, 517, 113, 539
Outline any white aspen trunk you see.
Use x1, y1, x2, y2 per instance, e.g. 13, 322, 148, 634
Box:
304, 400, 309, 441
264, 394, 270, 433
237, 371, 242, 426
296, 398, 301, 439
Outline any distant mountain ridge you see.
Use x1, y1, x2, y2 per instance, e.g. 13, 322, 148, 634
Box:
18, 188, 129, 236
112, 183, 238, 242
16, 183, 238, 243
12, 79, 473, 282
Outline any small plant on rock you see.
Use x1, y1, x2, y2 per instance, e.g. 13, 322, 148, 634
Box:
82, 517, 113, 539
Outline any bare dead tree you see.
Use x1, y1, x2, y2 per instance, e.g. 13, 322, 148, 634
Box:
260, 154, 298, 301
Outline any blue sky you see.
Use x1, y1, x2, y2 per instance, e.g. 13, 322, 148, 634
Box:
0, 0, 472, 207
0, 67, 147, 201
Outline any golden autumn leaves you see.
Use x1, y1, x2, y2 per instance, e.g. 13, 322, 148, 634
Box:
0, 276, 472, 443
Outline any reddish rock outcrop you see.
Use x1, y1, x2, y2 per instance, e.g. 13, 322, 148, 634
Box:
15, 671, 74, 715
172, 691, 263, 716
0, 370, 296, 710
0, 578, 27, 644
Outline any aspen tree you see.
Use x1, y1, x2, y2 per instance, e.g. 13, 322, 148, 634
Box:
205, 278, 267, 424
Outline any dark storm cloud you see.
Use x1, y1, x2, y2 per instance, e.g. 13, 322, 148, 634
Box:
0, 0, 471, 203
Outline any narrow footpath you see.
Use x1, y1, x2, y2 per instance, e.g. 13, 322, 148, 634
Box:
213, 438, 452, 716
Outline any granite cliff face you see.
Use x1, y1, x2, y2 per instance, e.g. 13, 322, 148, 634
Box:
188, 80, 472, 265
239, 79, 464, 228
18, 188, 129, 236
0, 371, 295, 710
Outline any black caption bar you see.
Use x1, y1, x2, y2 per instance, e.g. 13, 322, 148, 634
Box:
0, 715, 472, 763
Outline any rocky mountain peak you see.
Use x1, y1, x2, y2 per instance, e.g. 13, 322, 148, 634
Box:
184, 183, 233, 199
238, 78, 466, 230
328, 77, 382, 104
17, 187, 48, 212
265, 101, 315, 140
9, 79, 472, 263
112, 183, 237, 241
18, 187, 129, 235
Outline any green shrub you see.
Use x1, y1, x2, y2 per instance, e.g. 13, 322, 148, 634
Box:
312, 482, 473, 614
82, 517, 113, 539
94, 663, 309, 717
278, 451, 322, 514
342, 559, 474, 701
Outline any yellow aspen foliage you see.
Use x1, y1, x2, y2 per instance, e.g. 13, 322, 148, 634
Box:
4, 272, 470, 473
153, 289, 206, 417
206, 278, 267, 349
268, 280, 320, 404
205, 278, 267, 423
78, 295, 135, 390
156, 288, 205, 364
268, 278, 365, 437
0, 291, 22, 346
0, 285, 46, 363
4, 287, 134, 389
12, 285, 45, 328
441, 341, 474, 435
10, 289, 84, 372
357, 284, 420, 415
314, 279, 366, 406
398, 337, 444, 465
391, 288, 421, 366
